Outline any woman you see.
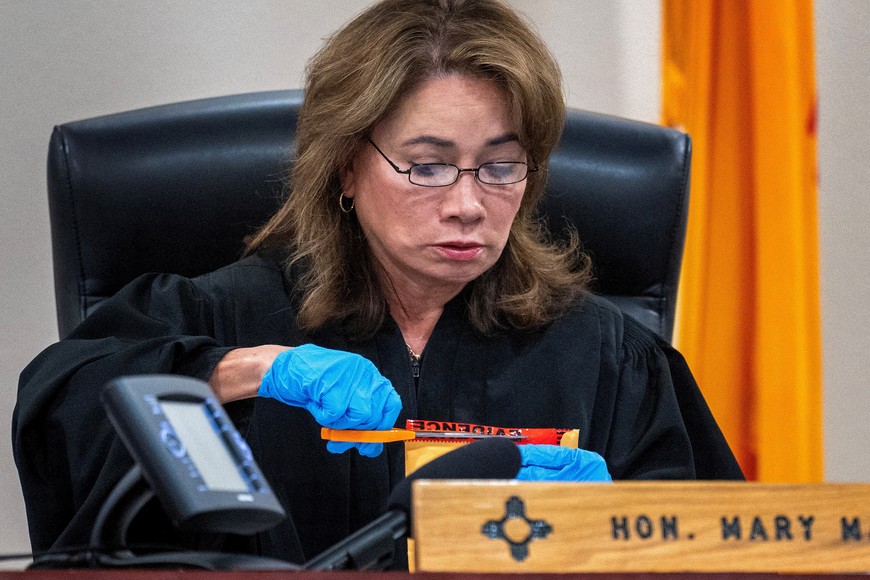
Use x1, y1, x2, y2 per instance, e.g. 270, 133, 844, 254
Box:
14, 0, 742, 566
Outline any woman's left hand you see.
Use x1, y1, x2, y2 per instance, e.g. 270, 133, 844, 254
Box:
516, 444, 612, 482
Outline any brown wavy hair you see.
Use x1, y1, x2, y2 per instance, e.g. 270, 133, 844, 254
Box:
247, 0, 591, 338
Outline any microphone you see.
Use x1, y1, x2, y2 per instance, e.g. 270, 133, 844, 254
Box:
303, 437, 522, 571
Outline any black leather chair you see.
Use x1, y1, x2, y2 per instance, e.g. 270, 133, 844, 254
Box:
47, 89, 690, 340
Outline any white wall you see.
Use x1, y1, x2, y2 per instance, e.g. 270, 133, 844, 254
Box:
815, 0, 870, 482
0, 0, 373, 564
0, 0, 866, 563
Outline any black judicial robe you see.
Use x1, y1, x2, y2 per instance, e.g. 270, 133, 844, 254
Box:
13, 253, 742, 563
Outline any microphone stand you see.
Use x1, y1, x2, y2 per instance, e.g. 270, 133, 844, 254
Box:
303, 510, 407, 570
303, 437, 522, 571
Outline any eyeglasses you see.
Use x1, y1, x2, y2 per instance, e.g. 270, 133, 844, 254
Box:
368, 138, 537, 187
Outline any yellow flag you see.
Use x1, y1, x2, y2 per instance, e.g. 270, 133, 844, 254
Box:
662, 0, 822, 482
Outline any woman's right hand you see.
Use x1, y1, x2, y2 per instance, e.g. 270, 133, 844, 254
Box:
257, 344, 402, 457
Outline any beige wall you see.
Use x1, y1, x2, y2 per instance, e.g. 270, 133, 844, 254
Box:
815, 0, 870, 482
0, 0, 867, 563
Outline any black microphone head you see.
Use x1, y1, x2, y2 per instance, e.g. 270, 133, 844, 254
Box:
387, 437, 521, 524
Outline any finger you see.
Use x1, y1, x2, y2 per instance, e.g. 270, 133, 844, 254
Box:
341, 385, 378, 429
313, 361, 379, 429
583, 461, 612, 481
307, 373, 365, 428
352, 379, 399, 431
326, 440, 356, 455
520, 444, 573, 468
355, 442, 384, 458
574, 450, 612, 481
324, 376, 398, 431
516, 465, 551, 481
374, 386, 402, 431
307, 398, 352, 428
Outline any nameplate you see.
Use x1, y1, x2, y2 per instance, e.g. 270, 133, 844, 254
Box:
411, 481, 870, 573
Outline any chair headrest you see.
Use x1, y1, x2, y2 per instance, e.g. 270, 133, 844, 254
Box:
47, 90, 689, 340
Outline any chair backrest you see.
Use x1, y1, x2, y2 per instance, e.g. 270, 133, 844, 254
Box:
47, 90, 690, 340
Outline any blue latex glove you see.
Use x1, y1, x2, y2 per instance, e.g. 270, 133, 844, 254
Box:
516, 444, 612, 482
258, 344, 402, 457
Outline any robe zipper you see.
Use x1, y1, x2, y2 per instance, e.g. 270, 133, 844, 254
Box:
410, 354, 421, 379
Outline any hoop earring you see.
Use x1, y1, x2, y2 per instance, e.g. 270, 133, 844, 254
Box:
339, 193, 354, 214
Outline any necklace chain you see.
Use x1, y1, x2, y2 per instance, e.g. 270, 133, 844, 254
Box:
406, 342, 422, 361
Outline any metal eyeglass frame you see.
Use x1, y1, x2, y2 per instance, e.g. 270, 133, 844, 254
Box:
367, 138, 537, 187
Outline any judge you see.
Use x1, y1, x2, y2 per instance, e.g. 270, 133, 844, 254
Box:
13, 0, 743, 567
